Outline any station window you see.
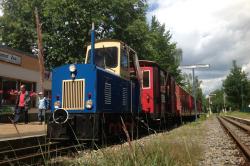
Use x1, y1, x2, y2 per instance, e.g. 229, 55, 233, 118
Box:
143, 70, 150, 88
20, 81, 36, 92
2, 79, 18, 105
0, 78, 37, 107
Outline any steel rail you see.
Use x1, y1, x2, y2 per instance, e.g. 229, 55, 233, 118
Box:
218, 117, 250, 161
0, 143, 85, 165
225, 115, 250, 126
222, 116, 250, 133
0, 142, 59, 157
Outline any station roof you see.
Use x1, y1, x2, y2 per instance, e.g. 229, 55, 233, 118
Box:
0, 45, 37, 59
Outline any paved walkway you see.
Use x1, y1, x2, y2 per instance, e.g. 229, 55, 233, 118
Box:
0, 122, 46, 141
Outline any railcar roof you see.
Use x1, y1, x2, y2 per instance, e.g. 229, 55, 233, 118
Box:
139, 60, 159, 67
139, 60, 200, 100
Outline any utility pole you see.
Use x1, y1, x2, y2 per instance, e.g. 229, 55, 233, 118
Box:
35, 8, 45, 94
208, 93, 216, 115
181, 64, 210, 120
192, 68, 196, 119
241, 68, 245, 112
223, 92, 226, 112
241, 80, 244, 111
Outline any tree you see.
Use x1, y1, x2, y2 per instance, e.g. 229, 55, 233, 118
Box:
0, 0, 149, 68
0, 0, 182, 82
207, 89, 228, 113
181, 73, 203, 99
0, 0, 42, 52
144, 16, 182, 82
223, 60, 249, 109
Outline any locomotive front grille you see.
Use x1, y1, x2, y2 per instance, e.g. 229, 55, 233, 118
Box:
62, 79, 85, 110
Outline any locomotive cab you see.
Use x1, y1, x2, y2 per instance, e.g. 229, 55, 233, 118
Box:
85, 40, 141, 80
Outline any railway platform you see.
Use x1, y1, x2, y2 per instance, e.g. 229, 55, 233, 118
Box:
0, 122, 46, 141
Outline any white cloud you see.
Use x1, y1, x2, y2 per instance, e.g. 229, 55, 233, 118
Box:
242, 63, 250, 79
148, 0, 250, 94
200, 77, 225, 95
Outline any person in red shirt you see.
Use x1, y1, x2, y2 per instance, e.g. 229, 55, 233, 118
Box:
12, 85, 30, 124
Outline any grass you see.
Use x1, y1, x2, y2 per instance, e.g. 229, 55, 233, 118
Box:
61, 116, 207, 166
221, 110, 250, 119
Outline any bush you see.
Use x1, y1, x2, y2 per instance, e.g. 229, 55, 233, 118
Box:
0, 106, 14, 114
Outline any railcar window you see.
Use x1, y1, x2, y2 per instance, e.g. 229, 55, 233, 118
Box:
87, 47, 118, 68
143, 70, 150, 88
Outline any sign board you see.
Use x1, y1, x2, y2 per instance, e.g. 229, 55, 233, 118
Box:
0, 51, 21, 65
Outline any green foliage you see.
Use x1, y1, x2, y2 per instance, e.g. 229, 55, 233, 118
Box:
0, 0, 41, 51
146, 16, 182, 82
0, 106, 13, 114
0, 0, 182, 81
181, 73, 203, 100
208, 89, 227, 113
223, 60, 249, 109
181, 73, 192, 92
223, 111, 250, 119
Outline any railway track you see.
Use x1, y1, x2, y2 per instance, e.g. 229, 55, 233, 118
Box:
218, 116, 250, 163
0, 136, 85, 165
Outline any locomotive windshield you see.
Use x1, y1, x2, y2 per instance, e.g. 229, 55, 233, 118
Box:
87, 47, 118, 68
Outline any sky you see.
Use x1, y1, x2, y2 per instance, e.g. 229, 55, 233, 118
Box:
147, 0, 250, 95
0, 1, 249, 95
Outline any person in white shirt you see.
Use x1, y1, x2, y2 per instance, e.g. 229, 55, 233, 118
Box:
38, 92, 47, 124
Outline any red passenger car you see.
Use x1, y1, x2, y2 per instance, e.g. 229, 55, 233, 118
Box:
197, 100, 202, 113
139, 60, 176, 120
175, 84, 195, 116
139, 60, 202, 126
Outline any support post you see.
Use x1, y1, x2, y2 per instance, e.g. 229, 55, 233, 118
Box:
241, 81, 244, 111
35, 8, 45, 94
192, 68, 197, 120
90, 23, 95, 65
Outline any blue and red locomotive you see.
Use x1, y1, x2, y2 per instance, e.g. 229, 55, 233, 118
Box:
47, 27, 202, 141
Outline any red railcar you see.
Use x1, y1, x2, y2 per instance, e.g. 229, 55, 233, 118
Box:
139, 60, 202, 124
197, 100, 202, 113
175, 84, 196, 116
139, 60, 176, 119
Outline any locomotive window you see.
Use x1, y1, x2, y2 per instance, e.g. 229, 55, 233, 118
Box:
143, 70, 150, 88
87, 47, 118, 68
121, 47, 128, 69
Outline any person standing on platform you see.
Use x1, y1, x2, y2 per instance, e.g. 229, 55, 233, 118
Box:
13, 85, 30, 124
37, 92, 46, 125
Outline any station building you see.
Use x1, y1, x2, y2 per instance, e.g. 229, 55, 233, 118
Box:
0, 45, 51, 108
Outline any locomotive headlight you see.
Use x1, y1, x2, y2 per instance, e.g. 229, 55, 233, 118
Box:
69, 64, 77, 80
69, 64, 76, 72
86, 99, 93, 110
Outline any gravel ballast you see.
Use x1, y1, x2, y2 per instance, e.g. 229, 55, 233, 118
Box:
199, 116, 245, 166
